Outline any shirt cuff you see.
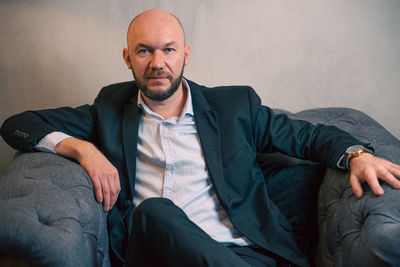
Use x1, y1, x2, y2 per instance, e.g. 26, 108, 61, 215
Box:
35, 131, 72, 153
337, 154, 346, 169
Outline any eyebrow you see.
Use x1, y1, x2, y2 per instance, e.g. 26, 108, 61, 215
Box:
135, 43, 151, 50
135, 41, 178, 50
164, 41, 178, 47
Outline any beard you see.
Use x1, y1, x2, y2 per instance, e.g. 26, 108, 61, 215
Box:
132, 63, 185, 102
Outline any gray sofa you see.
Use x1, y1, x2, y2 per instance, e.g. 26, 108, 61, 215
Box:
0, 107, 399, 267
0, 152, 110, 267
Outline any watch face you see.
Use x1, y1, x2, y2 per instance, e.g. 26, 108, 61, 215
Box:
346, 145, 364, 154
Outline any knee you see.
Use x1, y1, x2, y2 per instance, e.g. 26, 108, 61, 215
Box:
132, 198, 177, 232
134, 198, 174, 220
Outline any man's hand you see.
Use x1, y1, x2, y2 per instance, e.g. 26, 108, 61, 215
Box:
349, 153, 400, 198
55, 137, 121, 211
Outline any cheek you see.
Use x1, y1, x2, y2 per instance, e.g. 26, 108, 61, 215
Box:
132, 61, 148, 75
169, 58, 185, 73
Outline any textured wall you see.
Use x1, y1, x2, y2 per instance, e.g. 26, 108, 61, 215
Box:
1, 0, 399, 173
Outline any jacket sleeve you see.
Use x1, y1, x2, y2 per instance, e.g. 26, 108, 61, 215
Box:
1, 103, 97, 152
247, 87, 363, 169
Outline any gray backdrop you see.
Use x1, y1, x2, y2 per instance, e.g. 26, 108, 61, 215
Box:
1, 0, 399, 173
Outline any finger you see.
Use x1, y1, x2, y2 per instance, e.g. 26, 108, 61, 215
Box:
365, 174, 384, 196
115, 172, 121, 193
107, 174, 118, 209
91, 176, 103, 203
379, 169, 400, 189
100, 175, 111, 211
111, 172, 121, 207
388, 162, 400, 178
350, 174, 364, 198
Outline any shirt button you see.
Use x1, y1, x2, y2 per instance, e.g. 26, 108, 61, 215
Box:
123, 199, 132, 208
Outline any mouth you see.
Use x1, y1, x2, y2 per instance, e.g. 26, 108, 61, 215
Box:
148, 76, 168, 80
146, 76, 170, 87
147, 75, 171, 84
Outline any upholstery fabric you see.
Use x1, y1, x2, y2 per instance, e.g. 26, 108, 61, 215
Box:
260, 108, 400, 266
0, 107, 399, 266
0, 152, 110, 267
281, 108, 400, 267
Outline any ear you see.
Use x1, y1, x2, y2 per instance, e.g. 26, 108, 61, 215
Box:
122, 48, 133, 69
184, 44, 191, 66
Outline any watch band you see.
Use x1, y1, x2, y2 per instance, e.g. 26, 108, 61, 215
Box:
347, 147, 371, 160
343, 145, 373, 169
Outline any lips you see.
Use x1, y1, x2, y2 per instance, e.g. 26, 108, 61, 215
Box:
145, 70, 172, 81
148, 76, 168, 79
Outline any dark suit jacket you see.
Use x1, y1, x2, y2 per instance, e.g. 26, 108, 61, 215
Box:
1, 79, 362, 266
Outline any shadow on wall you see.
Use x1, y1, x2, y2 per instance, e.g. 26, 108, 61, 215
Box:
0, 1, 130, 173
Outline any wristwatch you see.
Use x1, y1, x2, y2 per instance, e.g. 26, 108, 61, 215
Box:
343, 145, 373, 169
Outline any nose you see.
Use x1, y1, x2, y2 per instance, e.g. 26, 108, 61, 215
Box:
149, 50, 165, 70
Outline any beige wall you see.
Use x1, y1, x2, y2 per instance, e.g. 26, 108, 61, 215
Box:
1, 0, 399, 173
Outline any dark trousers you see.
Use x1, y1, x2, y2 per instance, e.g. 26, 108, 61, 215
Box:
123, 198, 295, 267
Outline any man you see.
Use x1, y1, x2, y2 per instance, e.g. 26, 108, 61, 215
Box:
2, 8, 400, 267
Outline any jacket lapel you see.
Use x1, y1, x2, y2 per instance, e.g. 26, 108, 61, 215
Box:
189, 81, 229, 207
122, 93, 141, 197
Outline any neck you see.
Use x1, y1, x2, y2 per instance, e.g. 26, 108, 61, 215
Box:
141, 83, 187, 120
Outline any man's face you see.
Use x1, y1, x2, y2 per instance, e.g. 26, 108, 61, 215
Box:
123, 10, 190, 102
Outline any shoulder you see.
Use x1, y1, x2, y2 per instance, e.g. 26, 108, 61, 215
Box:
187, 79, 253, 95
187, 80, 257, 100
99, 81, 138, 99
95, 81, 138, 106
186, 79, 260, 106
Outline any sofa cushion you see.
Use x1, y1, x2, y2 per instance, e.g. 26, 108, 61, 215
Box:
318, 168, 400, 267
0, 152, 110, 267
262, 159, 325, 264
269, 107, 400, 266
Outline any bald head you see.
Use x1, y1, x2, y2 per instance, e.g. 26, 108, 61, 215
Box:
127, 9, 186, 47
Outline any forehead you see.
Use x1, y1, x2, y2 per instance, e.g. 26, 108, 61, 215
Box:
128, 13, 184, 47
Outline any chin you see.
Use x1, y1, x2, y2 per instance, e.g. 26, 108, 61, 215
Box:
147, 86, 169, 93
147, 81, 170, 89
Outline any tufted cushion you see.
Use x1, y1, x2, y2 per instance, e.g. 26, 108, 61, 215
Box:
286, 108, 400, 267
261, 159, 326, 264
271, 107, 400, 266
0, 152, 110, 267
318, 169, 400, 267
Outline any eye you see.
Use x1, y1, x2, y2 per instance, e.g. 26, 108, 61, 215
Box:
165, 48, 175, 53
137, 48, 149, 55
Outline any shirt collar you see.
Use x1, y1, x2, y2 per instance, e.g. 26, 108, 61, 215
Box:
137, 78, 194, 121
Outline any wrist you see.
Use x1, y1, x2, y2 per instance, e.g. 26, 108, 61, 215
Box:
55, 137, 94, 161
343, 145, 373, 169
349, 152, 374, 169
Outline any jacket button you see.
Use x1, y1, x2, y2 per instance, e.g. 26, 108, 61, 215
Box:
123, 199, 132, 208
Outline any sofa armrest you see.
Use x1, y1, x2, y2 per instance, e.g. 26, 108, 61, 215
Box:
0, 152, 110, 267
273, 107, 400, 266
317, 167, 400, 267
